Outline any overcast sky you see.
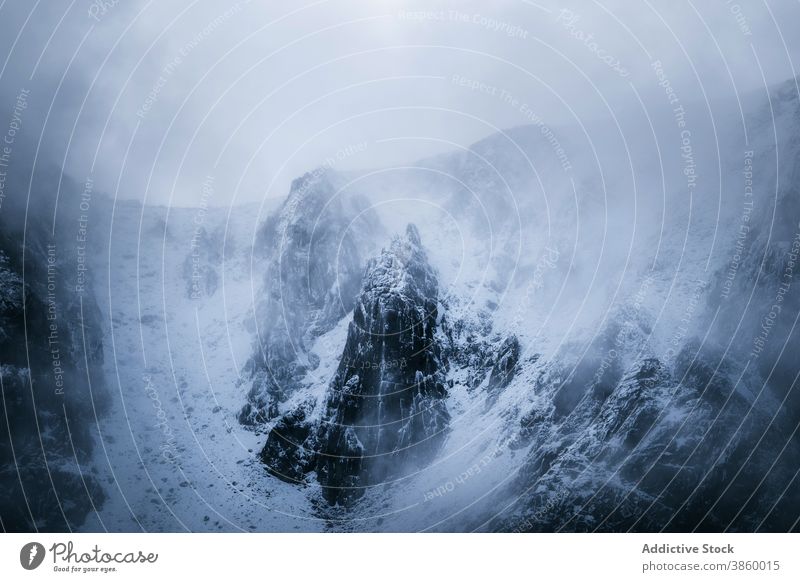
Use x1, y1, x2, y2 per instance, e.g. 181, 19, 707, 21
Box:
1, 0, 799, 206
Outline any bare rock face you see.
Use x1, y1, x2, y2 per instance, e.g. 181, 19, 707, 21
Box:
258, 397, 317, 484
240, 170, 380, 425
1, 220, 107, 531
261, 225, 450, 505
316, 224, 450, 504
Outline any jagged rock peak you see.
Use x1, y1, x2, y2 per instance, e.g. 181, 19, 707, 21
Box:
404, 222, 421, 246
240, 169, 382, 426
273, 168, 336, 233
313, 221, 450, 504
287, 167, 335, 202
363, 223, 436, 302
260, 221, 450, 506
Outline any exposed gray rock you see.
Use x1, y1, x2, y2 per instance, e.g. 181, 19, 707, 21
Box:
261, 225, 450, 505
240, 170, 381, 425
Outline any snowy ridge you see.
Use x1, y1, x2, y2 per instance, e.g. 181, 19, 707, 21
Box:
75, 77, 800, 531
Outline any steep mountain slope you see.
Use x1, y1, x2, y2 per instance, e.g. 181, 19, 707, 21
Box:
261, 225, 449, 505
0, 167, 108, 532
36, 75, 800, 533
250, 77, 800, 531
240, 170, 382, 425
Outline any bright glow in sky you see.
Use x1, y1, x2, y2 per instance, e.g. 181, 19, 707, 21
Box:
1, 0, 799, 206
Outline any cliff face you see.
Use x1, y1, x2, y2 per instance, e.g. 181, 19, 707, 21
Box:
315, 224, 449, 504
0, 168, 108, 532
240, 170, 381, 425
250, 78, 800, 530
261, 225, 450, 505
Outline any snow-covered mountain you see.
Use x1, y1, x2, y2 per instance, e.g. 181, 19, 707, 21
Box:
261, 224, 449, 506
4, 76, 800, 532
240, 170, 382, 426
1, 168, 108, 532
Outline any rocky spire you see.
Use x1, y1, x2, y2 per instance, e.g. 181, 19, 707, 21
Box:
260, 225, 450, 505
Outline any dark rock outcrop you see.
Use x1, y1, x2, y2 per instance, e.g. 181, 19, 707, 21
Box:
261, 225, 450, 505
484, 335, 520, 403
259, 397, 317, 484
1, 166, 108, 532
240, 170, 381, 425
493, 343, 800, 532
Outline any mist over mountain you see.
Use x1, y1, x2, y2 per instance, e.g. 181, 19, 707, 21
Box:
261, 224, 450, 506
0, 161, 108, 531
240, 170, 382, 426
2, 2, 800, 531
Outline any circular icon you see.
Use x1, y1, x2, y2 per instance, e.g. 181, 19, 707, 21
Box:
19, 542, 46, 570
